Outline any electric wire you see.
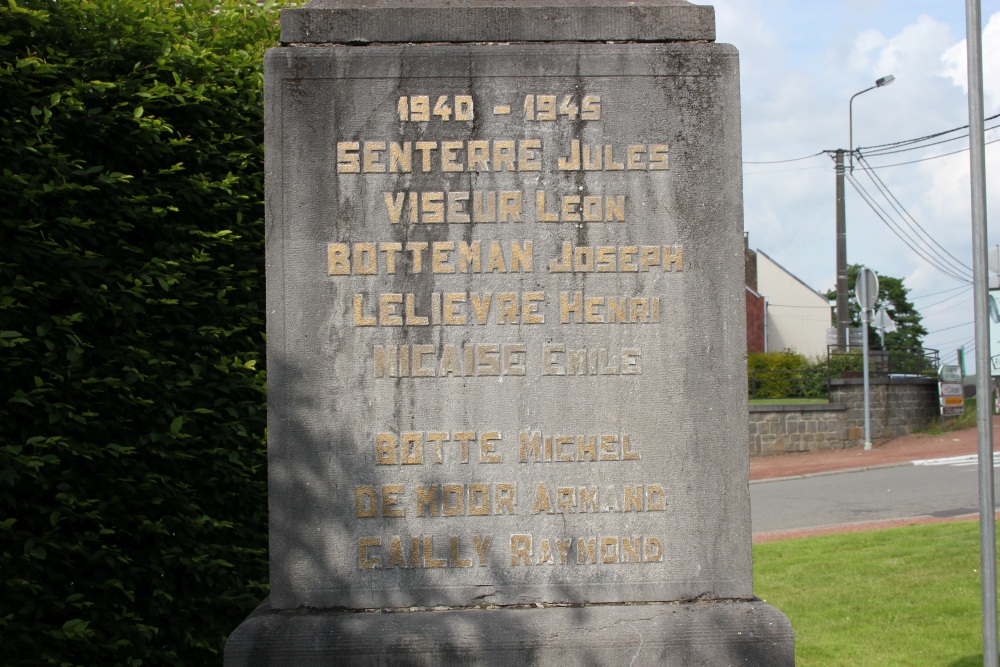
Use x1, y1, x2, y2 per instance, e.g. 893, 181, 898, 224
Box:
845, 172, 972, 284
856, 153, 973, 275
923, 294, 976, 318
861, 123, 1000, 157
859, 111, 1000, 153
919, 288, 973, 313
928, 320, 974, 335
742, 151, 827, 165
856, 134, 1000, 169
911, 284, 973, 300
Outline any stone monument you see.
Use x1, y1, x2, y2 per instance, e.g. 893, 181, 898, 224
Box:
226, 0, 795, 663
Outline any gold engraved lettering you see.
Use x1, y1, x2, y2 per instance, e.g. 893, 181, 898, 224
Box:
411, 482, 516, 517
359, 534, 493, 569
480, 431, 502, 463
386, 536, 408, 568
381, 485, 404, 517
340, 140, 548, 173
376, 433, 397, 465
423, 537, 446, 568
542, 345, 642, 375
355, 486, 376, 518
624, 485, 644, 512
645, 537, 664, 562
361, 294, 542, 328
622, 536, 642, 563
558, 293, 659, 325
548, 243, 682, 273
555, 140, 667, 172
335, 241, 533, 274
473, 535, 492, 566
416, 485, 439, 517
647, 484, 666, 511
442, 484, 465, 516
336, 141, 360, 173
450, 536, 472, 567
353, 294, 376, 327
532, 482, 552, 514
601, 537, 618, 564
538, 539, 554, 565
579, 487, 599, 513
535, 190, 625, 223
496, 484, 516, 515
359, 537, 381, 569
469, 483, 491, 516
556, 487, 576, 513
511, 534, 532, 566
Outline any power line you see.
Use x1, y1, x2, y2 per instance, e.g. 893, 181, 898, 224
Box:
742, 151, 827, 165
856, 153, 973, 276
746, 111, 1000, 166
912, 284, 973, 300
859, 111, 1000, 153
857, 133, 1000, 169
927, 320, 974, 335
920, 289, 973, 313
845, 171, 972, 284
924, 295, 975, 318
862, 121, 1000, 157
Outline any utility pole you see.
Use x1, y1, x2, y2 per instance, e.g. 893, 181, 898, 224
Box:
837, 76, 894, 352
835, 149, 848, 349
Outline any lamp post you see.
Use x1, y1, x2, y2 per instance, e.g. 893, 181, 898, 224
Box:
849, 74, 895, 172
835, 74, 895, 349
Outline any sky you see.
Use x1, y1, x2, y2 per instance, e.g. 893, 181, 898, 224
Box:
711, 0, 1000, 369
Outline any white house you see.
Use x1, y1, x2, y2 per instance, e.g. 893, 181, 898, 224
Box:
755, 250, 832, 359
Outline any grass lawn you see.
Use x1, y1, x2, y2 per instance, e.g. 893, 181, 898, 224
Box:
754, 521, 996, 666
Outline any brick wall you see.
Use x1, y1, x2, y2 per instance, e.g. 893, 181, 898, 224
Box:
749, 377, 938, 456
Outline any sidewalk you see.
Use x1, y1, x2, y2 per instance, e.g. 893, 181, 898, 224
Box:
750, 416, 1000, 482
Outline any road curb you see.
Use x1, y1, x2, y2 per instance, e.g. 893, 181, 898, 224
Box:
750, 460, 915, 484
753, 511, 1000, 544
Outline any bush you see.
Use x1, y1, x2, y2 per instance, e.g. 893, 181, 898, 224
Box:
0, 1, 281, 664
747, 351, 831, 399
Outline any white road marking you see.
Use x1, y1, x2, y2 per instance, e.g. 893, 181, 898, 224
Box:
913, 453, 1000, 468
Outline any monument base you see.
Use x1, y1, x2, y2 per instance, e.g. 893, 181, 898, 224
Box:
225, 596, 794, 666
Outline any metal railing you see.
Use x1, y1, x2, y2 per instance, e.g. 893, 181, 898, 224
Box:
826, 345, 939, 378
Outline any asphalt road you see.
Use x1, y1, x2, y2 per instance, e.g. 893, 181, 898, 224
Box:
750, 454, 1000, 534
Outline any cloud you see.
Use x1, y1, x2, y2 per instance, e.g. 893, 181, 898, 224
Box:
942, 11, 1000, 109
717, 4, 1000, 362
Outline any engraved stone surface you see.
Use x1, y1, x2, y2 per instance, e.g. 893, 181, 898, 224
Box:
227, 1, 794, 663
265, 40, 746, 610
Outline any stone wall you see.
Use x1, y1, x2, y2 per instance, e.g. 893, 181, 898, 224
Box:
749, 377, 938, 456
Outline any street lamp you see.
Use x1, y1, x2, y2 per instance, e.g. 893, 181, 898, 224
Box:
835, 74, 895, 349
849, 74, 895, 172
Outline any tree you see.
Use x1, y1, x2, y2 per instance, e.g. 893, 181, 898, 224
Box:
0, 1, 283, 663
827, 264, 928, 351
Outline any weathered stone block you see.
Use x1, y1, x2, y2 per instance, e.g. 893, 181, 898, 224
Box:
228, 1, 792, 663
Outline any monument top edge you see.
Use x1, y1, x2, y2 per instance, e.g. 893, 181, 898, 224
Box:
281, 0, 716, 44
301, 0, 701, 7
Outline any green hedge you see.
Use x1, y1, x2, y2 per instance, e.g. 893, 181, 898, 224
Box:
748, 351, 827, 399
0, 1, 281, 663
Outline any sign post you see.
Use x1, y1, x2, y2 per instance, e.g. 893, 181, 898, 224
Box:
855, 267, 878, 450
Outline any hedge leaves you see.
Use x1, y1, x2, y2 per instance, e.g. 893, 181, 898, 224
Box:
1, 1, 281, 663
